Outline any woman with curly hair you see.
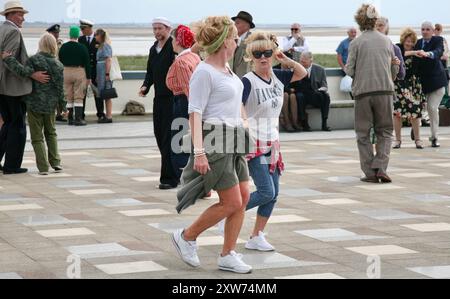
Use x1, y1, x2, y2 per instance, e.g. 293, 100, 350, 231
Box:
393, 28, 427, 149
345, 4, 400, 184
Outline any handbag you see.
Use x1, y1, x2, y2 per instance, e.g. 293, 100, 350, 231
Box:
340, 75, 353, 93
100, 80, 118, 100
110, 56, 123, 81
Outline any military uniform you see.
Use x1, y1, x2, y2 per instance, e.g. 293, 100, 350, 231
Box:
78, 19, 106, 120
46, 24, 66, 122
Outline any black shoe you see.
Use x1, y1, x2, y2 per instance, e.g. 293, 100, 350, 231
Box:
74, 119, 87, 126
322, 126, 332, 132
74, 107, 87, 126
376, 172, 393, 184
159, 183, 178, 190
431, 138, 441, 148
98, 117, 113, 124
53, 166, 63, 173
67, 108, 74, 126
410, 129, 415, 141
0, 164, 3, 171
56, 115, 67, 123
3, 168, 28, 175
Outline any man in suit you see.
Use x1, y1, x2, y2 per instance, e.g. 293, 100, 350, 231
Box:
294, 51, 332, 132
79, 19, 106, 122
0, 1, 49, 174
414, 21, 448, 148
231, 11, 254, 78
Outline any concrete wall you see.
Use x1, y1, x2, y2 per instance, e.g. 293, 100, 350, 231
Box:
85, 69, 353, 115
87, 69, 355, 129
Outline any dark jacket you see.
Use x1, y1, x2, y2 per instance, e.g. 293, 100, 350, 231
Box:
4, 52, 66, 114
78, 35, 99, 82
291, 64, 328, 94
142, 37, 175, 98
414, 36, 448, 94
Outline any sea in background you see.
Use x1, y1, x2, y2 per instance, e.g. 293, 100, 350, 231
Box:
21, 26, 450, 56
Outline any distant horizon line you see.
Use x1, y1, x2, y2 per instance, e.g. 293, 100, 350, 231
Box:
21, 21, 449, 28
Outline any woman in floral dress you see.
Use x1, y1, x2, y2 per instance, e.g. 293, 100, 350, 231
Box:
393, 28, 427, 149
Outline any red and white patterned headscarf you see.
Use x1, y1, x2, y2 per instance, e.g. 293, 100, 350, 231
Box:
176, 25, 195, 49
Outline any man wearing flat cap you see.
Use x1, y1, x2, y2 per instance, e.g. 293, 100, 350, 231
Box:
78, 19, 106, 122
0, 1, 49, 174
232, 11, 255, 78
139, 17, 178, 190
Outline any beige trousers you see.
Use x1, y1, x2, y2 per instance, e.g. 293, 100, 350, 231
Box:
64, 67, 87, 108
355, 94, 394, 177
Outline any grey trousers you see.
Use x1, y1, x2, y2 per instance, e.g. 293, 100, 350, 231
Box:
425, 87, 445, 140
355, 94, 394, 177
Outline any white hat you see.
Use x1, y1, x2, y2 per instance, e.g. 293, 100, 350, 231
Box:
80, 19, 94, 28
152, 17, 171, 28
0, 1, 28, 16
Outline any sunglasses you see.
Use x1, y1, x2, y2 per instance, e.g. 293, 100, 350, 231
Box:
253, 50, 273, 59
291, 28, 300, 32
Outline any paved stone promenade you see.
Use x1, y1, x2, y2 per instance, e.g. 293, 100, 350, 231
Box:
1, 119, 450, 279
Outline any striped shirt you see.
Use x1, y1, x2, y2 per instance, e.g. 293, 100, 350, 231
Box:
166, 49, 201, 97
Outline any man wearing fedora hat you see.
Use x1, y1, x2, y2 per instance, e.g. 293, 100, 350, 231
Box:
231, 11, 255, 78
0, 0, 49, 174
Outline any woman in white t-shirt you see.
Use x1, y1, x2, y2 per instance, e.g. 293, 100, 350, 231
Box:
242, 32, 307, 252
172, 16, 253, 274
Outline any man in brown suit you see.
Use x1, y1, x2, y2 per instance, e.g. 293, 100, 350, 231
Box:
0, 1, 48, 174
231, 11, 254, 78
345, 4, 400, 184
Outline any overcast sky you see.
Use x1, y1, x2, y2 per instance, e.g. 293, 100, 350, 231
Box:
14, 0, 450, 26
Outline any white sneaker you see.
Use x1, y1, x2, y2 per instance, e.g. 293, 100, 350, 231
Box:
217, 219, 225, 237
245, 231, 275, 252
171, 229, 201, 268
218, 251, 252, 274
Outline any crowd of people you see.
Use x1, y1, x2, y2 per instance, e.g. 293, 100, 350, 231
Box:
0, 1, 116, 176
0, 1, 449, 275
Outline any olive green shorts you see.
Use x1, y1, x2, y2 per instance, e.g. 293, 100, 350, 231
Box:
211, 154, 249, 191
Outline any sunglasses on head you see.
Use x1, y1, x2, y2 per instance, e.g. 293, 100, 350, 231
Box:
253, 50, 273, 59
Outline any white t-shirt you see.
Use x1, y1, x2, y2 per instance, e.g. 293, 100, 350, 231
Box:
242, 70, 293, 142
189, 62, 244, 127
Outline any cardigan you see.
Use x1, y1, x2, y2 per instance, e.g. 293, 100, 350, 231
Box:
166, 49, 200, 97
345, 30, 399, 99
142, 37, 175, 97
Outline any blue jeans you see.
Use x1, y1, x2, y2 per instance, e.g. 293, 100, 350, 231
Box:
246, 155, 280, 218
